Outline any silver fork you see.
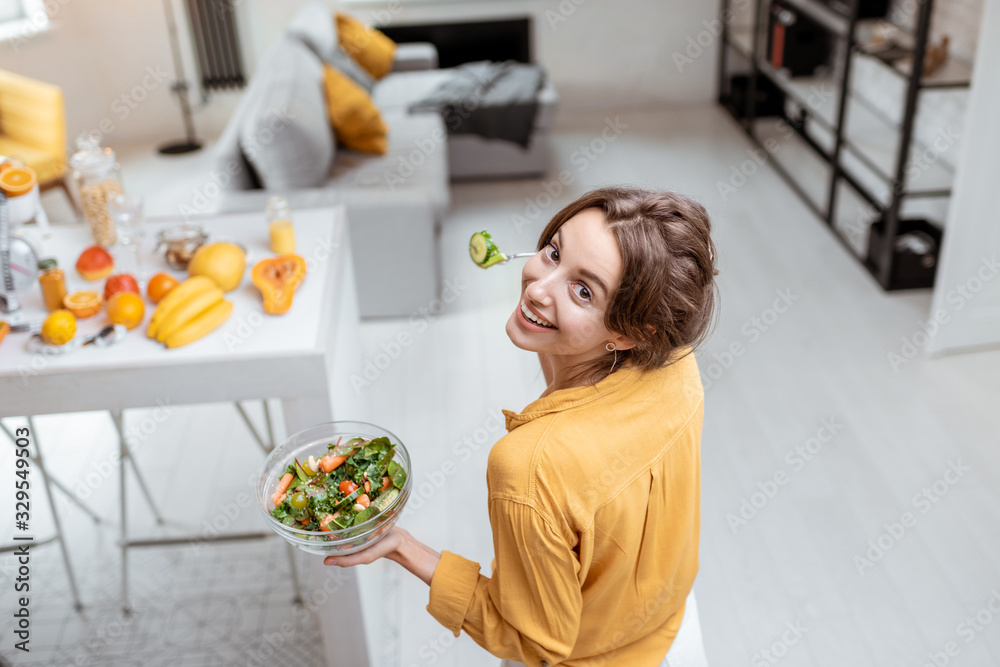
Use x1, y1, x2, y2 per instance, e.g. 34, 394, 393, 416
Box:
490, 252, 534, 266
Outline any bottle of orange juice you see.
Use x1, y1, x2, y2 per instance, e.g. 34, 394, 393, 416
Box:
266, 196, 296, 254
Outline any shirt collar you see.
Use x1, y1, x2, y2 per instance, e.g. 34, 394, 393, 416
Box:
502, 365, 640, 432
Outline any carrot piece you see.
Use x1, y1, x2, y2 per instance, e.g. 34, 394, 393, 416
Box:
319, 513, 337, 532
381, 476, 391, 491
272, 472, 294, 505
274, 492, 287, 506
358, 494, 371, 509
363, 478, 371, 493
319, 453, 348, 473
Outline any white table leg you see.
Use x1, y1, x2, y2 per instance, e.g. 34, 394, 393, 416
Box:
282, 392, 371, 667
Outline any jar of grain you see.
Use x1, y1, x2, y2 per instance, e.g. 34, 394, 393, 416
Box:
69, 133, 123, 247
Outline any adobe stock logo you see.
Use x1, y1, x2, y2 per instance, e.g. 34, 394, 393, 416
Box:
853, 459, 969, 575
726, 417, 842, 533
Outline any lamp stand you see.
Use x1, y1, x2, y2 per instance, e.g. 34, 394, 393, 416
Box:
158, 0, 203, 155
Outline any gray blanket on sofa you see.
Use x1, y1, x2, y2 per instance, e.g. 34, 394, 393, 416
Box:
408, 60, 545, 148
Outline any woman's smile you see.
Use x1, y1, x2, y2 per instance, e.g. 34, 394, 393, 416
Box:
518, 298, 557, 330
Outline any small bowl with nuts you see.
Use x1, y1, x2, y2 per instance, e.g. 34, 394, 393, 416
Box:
156, 224, 208, 270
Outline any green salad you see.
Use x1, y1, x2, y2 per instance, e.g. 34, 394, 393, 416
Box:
270, 436, 407, 532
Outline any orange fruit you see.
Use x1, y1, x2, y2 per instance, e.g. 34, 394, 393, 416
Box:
0, 167, 36, 197
63, 291, 102, 319
107, 292, 145, 330
41, 310, 77, 346
147, 272, 180, 304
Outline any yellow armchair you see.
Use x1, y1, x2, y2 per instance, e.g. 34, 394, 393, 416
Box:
0, 69, 70, 199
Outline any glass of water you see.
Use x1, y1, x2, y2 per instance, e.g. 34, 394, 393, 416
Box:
107, 194, 146, 286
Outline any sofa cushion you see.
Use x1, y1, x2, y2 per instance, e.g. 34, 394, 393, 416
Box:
238, 36, 333, 190
286, 1, 374, 93
335, 13, 397, 80
328, 110, 449, 219
322, 64, 387, 154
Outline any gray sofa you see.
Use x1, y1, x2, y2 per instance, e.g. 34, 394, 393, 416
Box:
214, 3, 448, 318
213, 2, 557, 317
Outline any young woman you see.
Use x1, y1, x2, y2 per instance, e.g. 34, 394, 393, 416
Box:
326, 186, 719, 666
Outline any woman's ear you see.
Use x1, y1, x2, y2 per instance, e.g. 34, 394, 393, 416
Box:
610, 323, 654, 351
609, 333, 637, 351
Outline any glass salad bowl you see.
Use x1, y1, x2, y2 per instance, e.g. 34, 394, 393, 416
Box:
256, 421, 411, 556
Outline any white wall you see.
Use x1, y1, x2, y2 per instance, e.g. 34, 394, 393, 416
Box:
248, 0, 722, 109
927, 0, 1000, 354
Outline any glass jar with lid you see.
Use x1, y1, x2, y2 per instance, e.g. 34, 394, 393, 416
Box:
266, 196, 296, 254
37, 257, 67, 312
69, 133, 123, 247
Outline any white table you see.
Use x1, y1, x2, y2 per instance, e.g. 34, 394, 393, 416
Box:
0, 206, 372, 666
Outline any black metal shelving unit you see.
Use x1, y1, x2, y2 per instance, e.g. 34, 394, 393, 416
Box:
717, 0, 972, 290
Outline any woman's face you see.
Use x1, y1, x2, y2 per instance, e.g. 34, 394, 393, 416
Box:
506, 207, 632, 360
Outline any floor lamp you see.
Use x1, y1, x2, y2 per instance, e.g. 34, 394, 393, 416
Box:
159, 0, 203, 155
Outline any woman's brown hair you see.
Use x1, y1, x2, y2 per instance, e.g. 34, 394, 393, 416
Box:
537, 186, 719, 383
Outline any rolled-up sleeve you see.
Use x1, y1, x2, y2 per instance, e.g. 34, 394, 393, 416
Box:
427, 499, 582, 666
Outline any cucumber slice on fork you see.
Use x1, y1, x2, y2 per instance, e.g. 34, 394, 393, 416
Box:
469, 231, 503, 267
469, 230, 533, 269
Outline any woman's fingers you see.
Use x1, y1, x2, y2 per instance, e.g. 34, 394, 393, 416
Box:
324, 551, 379, 567
323, 527, 403, 567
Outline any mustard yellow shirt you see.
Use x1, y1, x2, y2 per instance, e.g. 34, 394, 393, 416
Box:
427, 350, 704, 667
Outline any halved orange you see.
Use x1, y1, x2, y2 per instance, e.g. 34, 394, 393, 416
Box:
0, 166, 36, 197
63, 291, 102, 319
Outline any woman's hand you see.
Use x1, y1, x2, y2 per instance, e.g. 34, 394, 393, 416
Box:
324, 526, 442, 586
324, 525, 405, 567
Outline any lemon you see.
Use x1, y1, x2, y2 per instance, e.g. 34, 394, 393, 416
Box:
42, 309, 77, 346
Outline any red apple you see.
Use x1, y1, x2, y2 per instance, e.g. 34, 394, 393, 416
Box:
76, 246, 114, 281
104, 273, 140, 301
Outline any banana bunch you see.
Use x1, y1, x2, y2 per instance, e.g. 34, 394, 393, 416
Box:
147, 276, 234, 349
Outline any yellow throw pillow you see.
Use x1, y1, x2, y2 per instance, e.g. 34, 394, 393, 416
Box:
335, 12, 397, 80
321, 64, 388, 155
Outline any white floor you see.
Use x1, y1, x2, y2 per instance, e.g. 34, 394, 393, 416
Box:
4, 103, 1000, 667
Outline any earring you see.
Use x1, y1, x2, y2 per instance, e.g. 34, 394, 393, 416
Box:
606, 342, 618, 372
